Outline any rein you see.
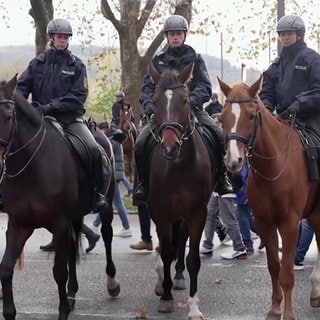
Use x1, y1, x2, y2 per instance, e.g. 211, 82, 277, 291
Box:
0, 99, 15, 147
225, 98, 295, 181
2, 113, 47, 180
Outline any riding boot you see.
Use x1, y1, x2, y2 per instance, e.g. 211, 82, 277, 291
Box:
93, 149, 112, 212
39, 237, 55, 252
209, 119, 233, 195
82, 224, 100, 253
133, 126, 150, 203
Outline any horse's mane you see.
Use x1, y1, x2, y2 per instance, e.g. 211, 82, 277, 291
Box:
158, 70, 183, 90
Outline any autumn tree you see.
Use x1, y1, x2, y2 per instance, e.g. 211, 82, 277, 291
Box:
100, 0, 193, 117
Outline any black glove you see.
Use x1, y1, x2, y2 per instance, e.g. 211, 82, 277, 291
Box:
189, 95, 199, 111
37, 104, 53, 115
145, 103, 155, 118
280, 101, 300, 119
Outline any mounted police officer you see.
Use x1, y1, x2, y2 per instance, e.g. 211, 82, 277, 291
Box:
111, 90, 135, 128
17, 18, 109, 213
260, 14, 320, 122
133, 14, 232, 203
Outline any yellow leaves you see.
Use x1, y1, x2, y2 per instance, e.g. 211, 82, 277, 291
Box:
135, 308, 148, 319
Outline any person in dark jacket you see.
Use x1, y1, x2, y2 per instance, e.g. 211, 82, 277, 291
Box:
260, 14, 320, 123
111, 90, 135, 127
205, 93, 223, 116
133, 14, 232, 203
17, 18, 109, 213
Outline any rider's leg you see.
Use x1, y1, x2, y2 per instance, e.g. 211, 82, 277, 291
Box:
133, 125, 151, 203
195, 109, 233, 195
68, 121, 111, 212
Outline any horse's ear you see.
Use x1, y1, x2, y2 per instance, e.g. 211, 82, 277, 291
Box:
180, 63, 194, 83
217, 77, 231, 98
149, 63, 161, 85
248, 74, 263, 97
6, 73, 18, 98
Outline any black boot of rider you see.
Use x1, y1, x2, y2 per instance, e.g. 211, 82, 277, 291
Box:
216, 172, 233, 195
94, 193, 108, 212
133, 181, 146, 203
39, 239, 55, 252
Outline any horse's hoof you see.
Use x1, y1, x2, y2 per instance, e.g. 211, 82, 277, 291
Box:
173, 278, 186, 290
68, 297, 75, 311
155, 283, 164, 296
158, 299, 174, 313
108, 284, 120, 297
265, 313, 281, 320
188, 316, 203, 320
310, 297, 320, 308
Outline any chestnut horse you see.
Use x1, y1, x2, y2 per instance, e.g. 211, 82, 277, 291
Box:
146, 63, 213, 319
119, 105, 135, 182
219, 75, 320, 320
0, 75, 120, 320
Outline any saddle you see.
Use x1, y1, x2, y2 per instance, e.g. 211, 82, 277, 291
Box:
45, 117, 92, 177
295, 120, 320, 181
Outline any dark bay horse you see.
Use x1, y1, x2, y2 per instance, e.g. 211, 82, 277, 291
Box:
119, 105, 135, 182
219, 75, 320, 320
147, 64, 213, 319
0, 75, 120, 320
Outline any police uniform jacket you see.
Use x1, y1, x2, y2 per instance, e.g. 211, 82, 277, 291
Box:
17, 48, 88, 125
106, 130, 126, 181
139, 44, 212, 109
260, 41, 320, 117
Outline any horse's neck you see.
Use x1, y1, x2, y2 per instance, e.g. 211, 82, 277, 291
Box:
254, 109, 290, 157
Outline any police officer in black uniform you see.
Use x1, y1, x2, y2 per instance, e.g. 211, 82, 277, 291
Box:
133, 14, 232, 203
17, 18, 109, 213
111, 91, 135, 127
260, 14, 320, 120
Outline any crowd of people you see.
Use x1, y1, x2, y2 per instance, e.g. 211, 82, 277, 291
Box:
8, 13, 317, 267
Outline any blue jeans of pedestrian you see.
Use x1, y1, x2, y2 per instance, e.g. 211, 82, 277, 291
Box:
236, 204, 255, 250
114, 181, 130, 230
120, 177, 133, 193
295, 219, 314, 264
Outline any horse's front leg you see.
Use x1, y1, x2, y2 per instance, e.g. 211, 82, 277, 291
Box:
157, 224, 174, 313
99, 207, 120, 297
186, 212, 206, 320
256, 220, 283, 320
0, 223, 32, 320
53, 224, 73, 320
173, 221, 188, 290
309, 218, 320, 307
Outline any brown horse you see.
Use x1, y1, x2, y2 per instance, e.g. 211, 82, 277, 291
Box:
119, 105, 135, 182
146, 63, 213, 319
0, 75, 120, 320
219, 75, 320, 320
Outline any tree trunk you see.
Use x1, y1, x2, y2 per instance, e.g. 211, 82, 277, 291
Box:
29, 0, 54, 56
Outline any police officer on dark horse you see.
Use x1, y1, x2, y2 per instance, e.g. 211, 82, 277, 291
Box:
17, 18, 110, 250
133, 14, 232, 203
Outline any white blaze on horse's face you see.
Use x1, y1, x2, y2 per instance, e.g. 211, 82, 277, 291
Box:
165, 89, 173, 119
227, 103, 242, 167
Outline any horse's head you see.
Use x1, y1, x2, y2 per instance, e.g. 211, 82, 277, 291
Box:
120, 105, 132, 134
149, 63, 194, 160
0, 75, 16, 166
218, 75, 262, 173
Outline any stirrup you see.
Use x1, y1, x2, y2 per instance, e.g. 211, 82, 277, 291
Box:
94, 194, 108, 212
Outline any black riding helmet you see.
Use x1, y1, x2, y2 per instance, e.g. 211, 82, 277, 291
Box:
276, 14, 305, 39
46, 18, 73, 36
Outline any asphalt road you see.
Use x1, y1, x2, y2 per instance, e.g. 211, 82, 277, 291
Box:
0, 212, 319, 320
